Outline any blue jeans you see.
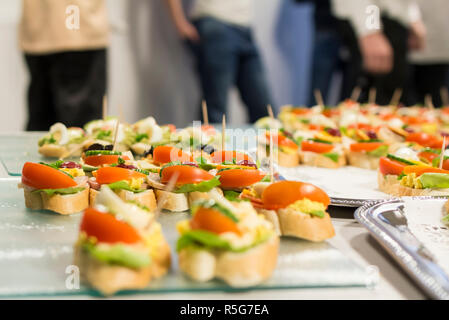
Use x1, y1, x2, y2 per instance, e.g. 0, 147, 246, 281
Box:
308, 30, 341, 106
191, 17, 272, 123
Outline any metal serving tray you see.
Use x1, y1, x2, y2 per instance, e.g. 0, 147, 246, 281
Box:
355, 197, 449, 299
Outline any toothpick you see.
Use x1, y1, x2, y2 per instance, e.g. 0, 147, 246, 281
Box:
102, 95, 108, 121
222, 114, 226, 152
425, 94, 435, 110
350, 86, 361, 102
390, 88, 403, 106
202, 100, 209, 126
112, 117, 120, 151
269, 129, 274, 183
441, 87, 449, 107
153, 172, 180, 218
267, 104, 275, 129
368, 87, 376, 105
314, 89, 324, 107
439, 136, 446, 169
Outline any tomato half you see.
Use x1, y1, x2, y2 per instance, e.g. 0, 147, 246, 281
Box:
210, 151, 251, 164
22, 162, 77, 189
350, 142, 386, 152
265, 132, 298, 150
80, 208, 141, 244
403, 165, 449, 176
95, 166, 146, 184
301, 140, 334, 154
152, 146, 193, 165
218, 169, 266, 189
165, 124, 176, 133
378, 157, 406, 176
84, 155, 129, 167
291, 108, 310, 115
160, 165, 214, 185
261, 181, 330, 210
190, 207, 241, 235
418, 151, 439, 163
406, 132, 442, 149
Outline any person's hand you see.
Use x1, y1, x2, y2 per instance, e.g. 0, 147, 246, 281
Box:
359, 32, 393, 74
175, 19, 200, 43
408, 20, 426, 51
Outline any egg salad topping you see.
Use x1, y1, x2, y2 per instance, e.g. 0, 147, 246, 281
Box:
400, 173, 423, 189
129, 178, 144, 190
60, 167, 85, 177
287, 198, 326, 218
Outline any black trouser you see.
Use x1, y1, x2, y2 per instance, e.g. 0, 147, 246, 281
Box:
24, 49, 107, 131
338, 17, 409, 105
408, 64, 449, 107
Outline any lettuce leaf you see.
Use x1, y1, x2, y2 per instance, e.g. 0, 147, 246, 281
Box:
367, 145, 389, 157
419, 173, 449, 188
33, 187, 85, 196
174, 176, 221, 193
177, 230, 232, 252
223, 190, 247, 202
310, 210, 325, 218
82, 242, 150, 269
323, 152, 339, 163
107, 180, 145, 193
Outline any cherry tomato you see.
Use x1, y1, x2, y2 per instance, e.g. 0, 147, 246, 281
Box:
84, 155, 129, 167
418, 151, 439, 163
265, 132, 298, 150
22, 162, 77, 189
160, 165, 214, 185
301, 140, 334, 154
378, 157, 406, 176
261, 181, 330, 210
95, 166, 146, 185
190, 207, 241, 235
218, 169, 266, 189
406, 132, 442, 148
153, 146, 193, 165
80, 208, 141, 244
210, 151, 251, 164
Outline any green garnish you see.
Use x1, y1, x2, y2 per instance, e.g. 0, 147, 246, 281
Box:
323, 152, 339, 163
107, 181, 145, 193
174, 176, 221, 193
386, 154, 416, 165
135, 133, 149, 142
223, 190, 248, 202
367, 145, 389, 157
310, 210, 325, 218
84, 150, 122, 156
33, 187, 85, 196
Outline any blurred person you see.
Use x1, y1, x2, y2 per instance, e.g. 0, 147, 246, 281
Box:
408, 0, 449, 107
19, 0, 109, 131
296, 0, 344, 106
165, 0, 272, 123
331, 0, 425, 105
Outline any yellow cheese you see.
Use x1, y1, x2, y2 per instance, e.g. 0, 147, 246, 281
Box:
287, 198, 326, 214
60, 168, 85, 177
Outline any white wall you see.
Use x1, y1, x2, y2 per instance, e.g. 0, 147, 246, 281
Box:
0, 0, 307, 131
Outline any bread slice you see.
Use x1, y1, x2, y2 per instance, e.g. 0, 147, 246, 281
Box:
378, 171, 449, 196
155, 189, 189, 212
257, 207, 334, 242
377, 172, 401, 195
23, 187, 89, 215
178, 236, 279, 287
277, 208, 335, 242
277, 151, 300, 167
38, 144, 67, 158
300, 151, 346, 168
188, 188, 223, 206
90, 188, 157, 210
347, 151, 379, 170
73, 239, 171, 296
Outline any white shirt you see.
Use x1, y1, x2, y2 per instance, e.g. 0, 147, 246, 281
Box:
190, 0, 254, 27
410, 0, 449, 63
